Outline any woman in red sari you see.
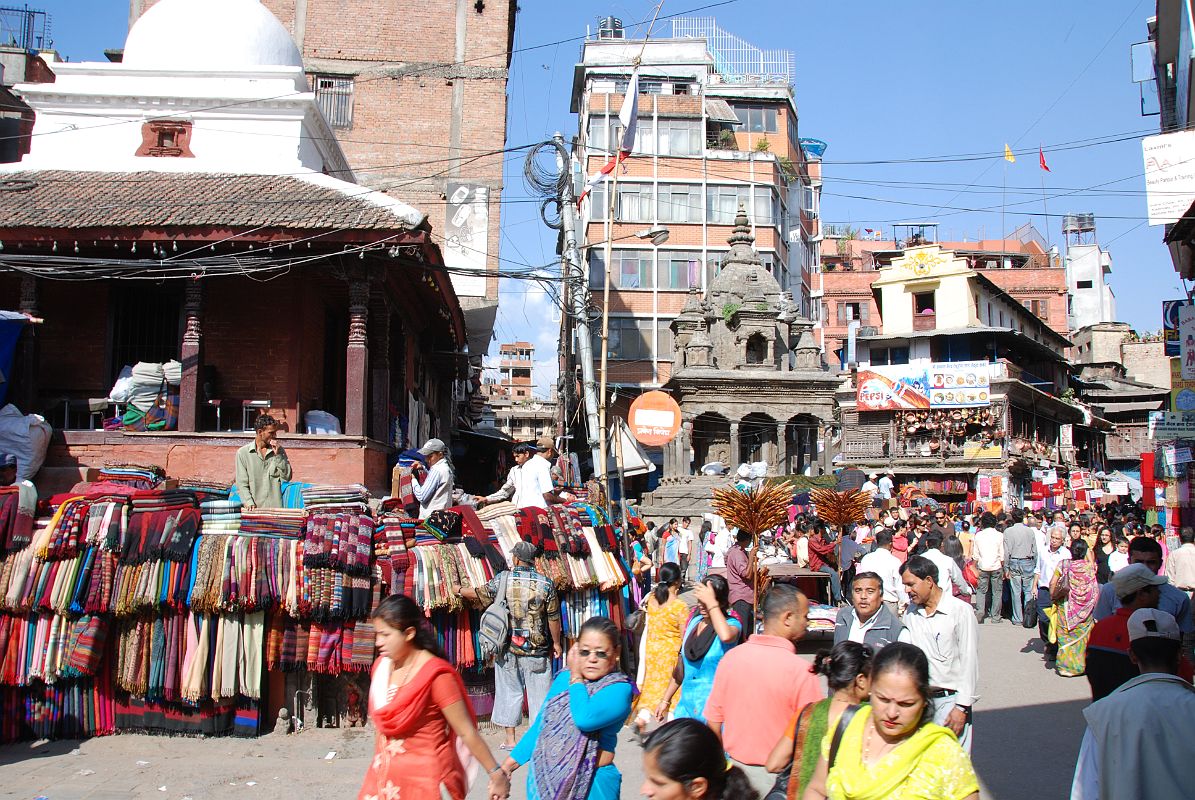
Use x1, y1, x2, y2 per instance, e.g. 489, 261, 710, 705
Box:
359, 595, 511, 800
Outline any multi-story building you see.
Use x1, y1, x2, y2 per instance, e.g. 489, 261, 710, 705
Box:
497, 341, 535, 401
1061, 214, 1117, 331
1071, 323, 1168, 473
817, 222, 1068, 366
572, 17, 822, 392
837, 242, 1108, 507
129, 0, 516, 374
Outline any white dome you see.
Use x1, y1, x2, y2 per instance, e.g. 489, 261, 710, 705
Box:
123, 0, 303, 71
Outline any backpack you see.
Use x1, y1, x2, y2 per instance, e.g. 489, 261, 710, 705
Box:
478, 571, 511, 661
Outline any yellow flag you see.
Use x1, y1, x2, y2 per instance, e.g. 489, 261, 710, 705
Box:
1004, 144, 1016, 163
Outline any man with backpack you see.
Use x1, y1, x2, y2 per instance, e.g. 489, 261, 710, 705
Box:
461, 540, 562, 749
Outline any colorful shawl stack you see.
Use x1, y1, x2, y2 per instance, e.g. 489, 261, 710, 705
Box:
0, 483, 36, 554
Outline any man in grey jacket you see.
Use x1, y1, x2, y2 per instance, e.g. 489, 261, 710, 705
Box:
833, 571, 908, 649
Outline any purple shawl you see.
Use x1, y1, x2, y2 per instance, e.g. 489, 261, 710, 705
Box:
531, 671, 628, 800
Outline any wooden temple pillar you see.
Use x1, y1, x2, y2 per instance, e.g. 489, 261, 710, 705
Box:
369, 284, 391, 444
344, 275, 369, 437
14, 276, 38, 413
177, 280, 203, 432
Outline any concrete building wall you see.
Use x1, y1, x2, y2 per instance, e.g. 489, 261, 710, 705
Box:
131, 0, 514, 303
1065, 243, 1116, 331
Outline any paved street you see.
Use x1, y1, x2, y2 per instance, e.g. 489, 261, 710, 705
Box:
0, 621, 1091, 800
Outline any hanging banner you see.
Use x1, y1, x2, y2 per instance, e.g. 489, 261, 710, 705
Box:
1172, 357, 1195, 411
1163, 300, 1193, 356
927, 360, 992, 408
856, 365, 930, 411
857, 362, 991, 411
1182, 305, 1195, 380
1143, 131, 1195, 226
1149, 410, 1195, 440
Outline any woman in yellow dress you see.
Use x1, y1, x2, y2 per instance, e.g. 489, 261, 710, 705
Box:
802, 643, 978, 800
630, 562, 687, 736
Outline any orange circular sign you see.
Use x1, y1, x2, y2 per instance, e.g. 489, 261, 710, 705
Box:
628, 391, 682, 446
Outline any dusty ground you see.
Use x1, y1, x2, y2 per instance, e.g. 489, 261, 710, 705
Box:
0, 622, 1092, 800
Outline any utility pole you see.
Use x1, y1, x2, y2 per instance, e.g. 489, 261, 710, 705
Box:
555, 132, 603, 477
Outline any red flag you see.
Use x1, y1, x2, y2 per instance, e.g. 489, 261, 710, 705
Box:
579, 69, 640, 206
1038, 146, 1051, 172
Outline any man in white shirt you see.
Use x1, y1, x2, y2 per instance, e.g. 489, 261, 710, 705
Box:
478, 443, 559, 510
902, 555, 979, 753
1070, 608, 1195, 800
923, 532, 973, 601
856, 529, 908, 613
413, 437, 454, 517
1035, 527, 1072, 664
677, 516, 695, 579
877, 471, 895, 501
971, 512, 1006, 624
861, 472, 879, 497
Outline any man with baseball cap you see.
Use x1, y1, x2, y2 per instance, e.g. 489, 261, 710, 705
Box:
1084, 564, 1194, 701
1071, 607, 1195, 800
460, 539, 561, 749
412, 437, 454, 517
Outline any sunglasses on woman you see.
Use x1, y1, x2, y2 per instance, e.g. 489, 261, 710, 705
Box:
578, 648, 610, 659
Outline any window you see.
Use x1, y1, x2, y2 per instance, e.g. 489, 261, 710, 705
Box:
656, 119, 702, 156
707, 185, 746, 224
587, 117, 652, 156
870, 346, 910, 366
706, 251, 726, 283
914, 292, 935, 314
732, 103, 778, 133
801, 184, 818, 218
657, 322, 674, 360
658, 251, 702, 290
758, 251, 777, 273
589, 249, 652, 289
1022, 299, 1050, 321
136, 120, 194, 158
753, 186, 777, 225
658, 184, 702, 223
1076, 279, 1094, 289
837, 301, 868, 324
314, 75, 354, 128
616, 183, 654, 222
787, 109, 800, 151
594, 317, 652, 360
111, 283, 183, 383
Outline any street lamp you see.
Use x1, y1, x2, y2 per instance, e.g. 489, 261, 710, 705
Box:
635, 225, 670, 246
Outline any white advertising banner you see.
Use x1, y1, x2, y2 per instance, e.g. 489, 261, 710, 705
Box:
444, 182, 489, 297
1142, 131, 1195, 226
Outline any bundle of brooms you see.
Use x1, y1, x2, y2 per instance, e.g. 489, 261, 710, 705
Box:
808, 487, 873, 530
710, 481, 792, 620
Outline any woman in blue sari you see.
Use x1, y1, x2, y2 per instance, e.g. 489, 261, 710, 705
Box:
652, 574, 741, 723
500, 616, 632, 800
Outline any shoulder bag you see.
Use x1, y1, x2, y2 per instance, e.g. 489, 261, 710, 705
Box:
1050, 560, 1071, 603
477, 571, 511, 661
828, 704, 861, 770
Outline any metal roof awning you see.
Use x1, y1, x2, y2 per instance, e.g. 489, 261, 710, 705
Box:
705, 98, 740, 124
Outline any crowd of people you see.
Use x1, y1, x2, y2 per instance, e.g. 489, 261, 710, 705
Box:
352, 465, 1195, 800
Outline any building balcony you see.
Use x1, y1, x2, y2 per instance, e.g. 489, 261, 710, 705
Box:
912, 312, 936, 332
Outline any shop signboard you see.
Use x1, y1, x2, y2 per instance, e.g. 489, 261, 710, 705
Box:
1163, 300, 1193, 356
1182, 305, 1195, 380
1143, 131, 1195, 225
1171, 358, 1195, 411
1148, 410, 1195, 440
857, 361, 991, 411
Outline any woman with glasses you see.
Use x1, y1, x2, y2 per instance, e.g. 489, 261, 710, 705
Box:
499, 616, 632, 800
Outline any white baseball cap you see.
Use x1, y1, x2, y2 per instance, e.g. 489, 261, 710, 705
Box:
1127, 608, 1181, 642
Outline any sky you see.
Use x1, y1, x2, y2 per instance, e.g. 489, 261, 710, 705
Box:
53, 0, 1175, 398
